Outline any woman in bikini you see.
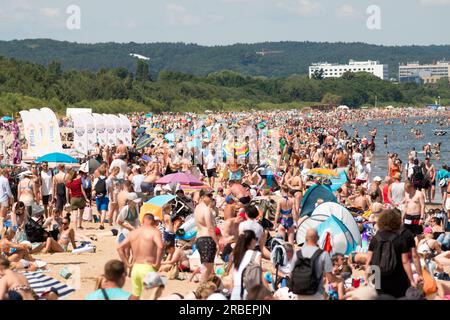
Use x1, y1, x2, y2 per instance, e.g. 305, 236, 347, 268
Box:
41, 214, 76, 253
17, 172, 37, 217
274, 187, 297, 244
0, 256, 36, 300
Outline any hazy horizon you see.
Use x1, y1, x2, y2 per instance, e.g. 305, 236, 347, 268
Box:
0, 0, 449, 46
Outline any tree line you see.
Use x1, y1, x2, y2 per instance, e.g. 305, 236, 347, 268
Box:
0, 55, 449, 115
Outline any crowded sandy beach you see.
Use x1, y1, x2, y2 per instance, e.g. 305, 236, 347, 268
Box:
0, 106, 449, 301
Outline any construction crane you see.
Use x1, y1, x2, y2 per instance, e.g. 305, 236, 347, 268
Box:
255, 49, 284, 56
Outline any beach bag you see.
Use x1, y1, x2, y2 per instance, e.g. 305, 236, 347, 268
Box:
288, 248, 323, 295
240, 251, 263, 299
370, 232, 398, 276
94, 177, 107, 198
83, 206, 93, 222
25, 218, 46, 243
422, 267, 438, 296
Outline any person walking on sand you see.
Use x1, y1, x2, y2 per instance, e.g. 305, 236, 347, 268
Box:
194, 189, 219, 283
117, 213, 164, 298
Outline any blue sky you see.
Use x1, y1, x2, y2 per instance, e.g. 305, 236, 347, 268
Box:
0, 0, 449, 45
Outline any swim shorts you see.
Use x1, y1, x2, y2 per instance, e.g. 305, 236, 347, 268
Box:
196, 236, 217, 264
131, 263, 156, 297
239, 196, 251, 205
95, 196, 110, 212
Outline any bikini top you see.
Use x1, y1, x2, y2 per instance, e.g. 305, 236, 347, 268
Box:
280, 196, 292, 215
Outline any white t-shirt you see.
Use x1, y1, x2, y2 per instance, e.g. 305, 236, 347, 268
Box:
41, 170, 53, 196
132, 174, 145, 193
231, 250, 261, 300
205, 153, 217, 170
239, 219, 263, 242
109, 159, 127, 180
116, 205, 140, 233
352, 152, 363, 166
356, 163, 370, 181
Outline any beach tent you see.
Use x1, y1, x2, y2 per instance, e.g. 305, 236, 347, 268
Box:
295, 214, 329, 245
311, 202, 361, 246
330, 171, 348, 192
139, 194, 176, 222
300, 184, 337, 217
337, 105, 349, 110
317, 215, 357, 255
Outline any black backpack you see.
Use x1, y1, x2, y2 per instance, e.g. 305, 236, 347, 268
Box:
370, 232, 399, 276
288, 248, 323, 295
25, 218, 46, 243
94, 177, 107, 198
411, 166, 424, 183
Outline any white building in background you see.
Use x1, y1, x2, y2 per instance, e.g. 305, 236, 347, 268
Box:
309, 60, 389, 80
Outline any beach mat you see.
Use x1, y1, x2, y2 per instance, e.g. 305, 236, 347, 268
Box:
23, 271, 75, 300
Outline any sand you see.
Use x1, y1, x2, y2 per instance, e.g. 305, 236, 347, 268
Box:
32, 221, 198, 300
30, 202, 444, 300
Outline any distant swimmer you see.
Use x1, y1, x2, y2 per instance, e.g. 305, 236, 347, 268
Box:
383, 134, 388, 146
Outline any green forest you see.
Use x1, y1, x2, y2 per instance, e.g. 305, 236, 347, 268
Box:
1, 39, 450, 79
0, 55, 449, 115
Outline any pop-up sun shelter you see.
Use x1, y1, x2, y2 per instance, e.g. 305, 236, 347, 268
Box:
317, 215, 357, 255
311, 202, 362, 246
296, 214, 329, 245
300, 184, 337, 217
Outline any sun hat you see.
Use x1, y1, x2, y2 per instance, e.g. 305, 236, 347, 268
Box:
423, 227, 433, 234
127, 192, 142, 203
373, 176, 382, 182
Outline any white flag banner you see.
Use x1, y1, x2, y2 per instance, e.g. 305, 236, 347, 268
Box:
93, 113, 107, 146
29, 109, 49, 156
118, 114, 132, 146
111, 115, 124, 144
41, 107, 63, 154
85, 113, 97, 152
104, 114, 117, 146
73, 113, 88, 155
19, 110, 38, 158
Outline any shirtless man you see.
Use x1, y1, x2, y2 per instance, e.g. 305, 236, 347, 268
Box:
194, 190, 219, 282
141, 162, 159, 196
424, 157, 436, 203
349, 187, 370, 211
402, 181, 425, 236
226, 180, 252, 206
219, 212, 245, 247
116, 139, 128, 160
285, 167, 303, 211
117, 213, 164, 297
335, 148, 349, 176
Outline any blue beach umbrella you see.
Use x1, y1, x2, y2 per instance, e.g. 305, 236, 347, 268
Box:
36, 152, 78, 164
1, 116, 13, 122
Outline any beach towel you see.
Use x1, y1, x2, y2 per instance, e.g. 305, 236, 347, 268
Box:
23, 271, 75, 300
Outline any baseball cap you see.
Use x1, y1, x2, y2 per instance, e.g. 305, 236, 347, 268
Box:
143, 272, 167, 289
200, 189, 214, 198
127, 192, 142, 203
423, 227, 433, 234
373, 176, 382, 182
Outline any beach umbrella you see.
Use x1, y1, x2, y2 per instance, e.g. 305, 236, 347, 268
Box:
145, 113, 153, 118
179, 183, 213, 193
156, 172, 204, 186
139, 194, 176, 222
135, 127, 147, 136
337, 105, 349, 110
36, 152, 78, 164
135, 134, 154, 150
306, 168, 339, 179
23, 271, 75, 300
1, 116, 13, 122
223, 142, 249, 160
